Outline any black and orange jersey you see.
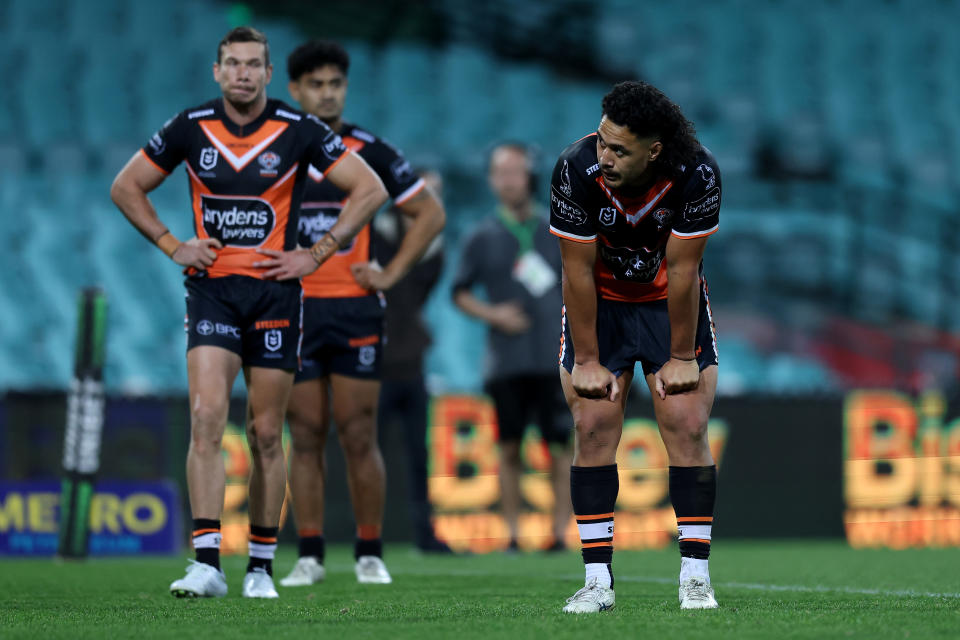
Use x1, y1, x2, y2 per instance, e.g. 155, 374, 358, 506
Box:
141, 98, 349, 279
549, 133, 720, 303
297, 122, 424, 299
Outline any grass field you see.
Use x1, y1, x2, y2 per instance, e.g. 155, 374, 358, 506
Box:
1, 540, 958, 639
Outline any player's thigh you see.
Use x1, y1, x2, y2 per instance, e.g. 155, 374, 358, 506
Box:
643, 364, 717, 438
187, 345, 242, 437
244, 365, 295, 436
329, 373, 380, 437
560, 367, 633, 444
287, 376, 331, 451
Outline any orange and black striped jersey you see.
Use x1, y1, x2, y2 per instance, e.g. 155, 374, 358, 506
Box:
298, 122, 424, 299
141, 98, 349, 279
549, 133, 720, 303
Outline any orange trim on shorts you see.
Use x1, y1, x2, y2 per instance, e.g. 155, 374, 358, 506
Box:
581, 541, 614, 549
348, 334, 380, 348
192, 528, 220, 536
576, 512, 615, 521
682, 538, 712, 544
249, 534, 278, 544
677, 516, 713, 523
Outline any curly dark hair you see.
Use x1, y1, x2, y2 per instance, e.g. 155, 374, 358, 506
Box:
287, 40, 350, 81
601, 81, 700, 178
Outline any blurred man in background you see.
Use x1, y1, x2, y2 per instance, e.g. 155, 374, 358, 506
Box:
280, 40, 446, 587
551, 81, 720, 613
373, 169, 451, 553
452, 143, 573, 552
109, 26, 386, 599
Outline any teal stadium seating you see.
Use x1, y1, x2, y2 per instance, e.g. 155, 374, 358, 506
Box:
0, 0, 957, 393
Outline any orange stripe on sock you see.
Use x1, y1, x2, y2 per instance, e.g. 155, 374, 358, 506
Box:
298, 529, 322, 538
357, 524, 381, 540
676, 516, 713, 523
249, 535, 278, 544
576, 513, 615, 521
682, 538, 712, 544
581, 541, 614, 549
192, 528, 220, 536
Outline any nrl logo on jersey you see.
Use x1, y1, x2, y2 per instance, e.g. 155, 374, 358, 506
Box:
258, 151, 280, 177
199, 147, 219, 171
599, 207, 617, 226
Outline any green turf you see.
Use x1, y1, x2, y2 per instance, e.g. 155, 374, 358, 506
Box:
1, 541, 958, 639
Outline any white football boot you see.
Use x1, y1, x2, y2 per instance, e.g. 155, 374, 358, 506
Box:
355, 555, 392, 584
169, 560, 228, 598
679, 577, 719, 609
562, 577, 616, 613
279, 556, 326, 587
242, 567, 279, 598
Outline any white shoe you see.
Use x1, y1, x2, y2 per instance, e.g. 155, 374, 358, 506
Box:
679, 577, 718, 609
562, 577, 615, 613
279, 556, 326, 587
242, 568, 279, 598
169, 560, 227, 598
355, 555, 392, 584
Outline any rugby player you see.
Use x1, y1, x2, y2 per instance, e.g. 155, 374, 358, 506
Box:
550, 81, 721, 612
109, 27, 387, 599
277, 40, 445, 587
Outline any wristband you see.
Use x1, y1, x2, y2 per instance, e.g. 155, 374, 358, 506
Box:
309, 231, 339, 265
155, 231, 181, 258
671, 354, 697, 362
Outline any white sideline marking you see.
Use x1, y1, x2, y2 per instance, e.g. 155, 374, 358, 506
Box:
397, 567, 960, 600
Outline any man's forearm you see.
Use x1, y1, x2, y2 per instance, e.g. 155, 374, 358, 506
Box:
110, 182, 175, 251
382, 197, 445, 285
310, 184, 387, 266
666, 268, 700, 359
563, 266, 600, 364
453, 289, 497, 324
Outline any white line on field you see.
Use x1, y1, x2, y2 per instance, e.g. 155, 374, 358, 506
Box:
394, 567, 960, 600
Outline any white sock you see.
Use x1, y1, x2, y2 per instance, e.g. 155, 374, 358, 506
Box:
680, 557, 710, 583
585, 563, 612, 588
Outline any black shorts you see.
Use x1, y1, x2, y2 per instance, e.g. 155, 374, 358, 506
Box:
485, 374, 573, 445
184, 275, 303, 369
296, 295, 385, 383
560, 278, 718, 378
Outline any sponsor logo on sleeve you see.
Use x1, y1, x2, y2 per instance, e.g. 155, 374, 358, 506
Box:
696, 163, 716, 190
599, 207, 617, 226
201, 195, 276, 247
559, 160, 573, 196
550, 188, 587, 226
683, 187, 720, 222
199, 147, 219, 171
321, 132, 348, 162
390, 157, 413, 183
148, 132, 165, 155
586, 163, 600, 176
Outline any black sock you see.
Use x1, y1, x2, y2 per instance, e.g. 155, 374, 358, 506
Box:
571, 464, 618, 588
192, 518, 221, 570
299, 534, 325, 562
355, 538, 383, 560
669, 465, 717, 559
247, 525, 278, 576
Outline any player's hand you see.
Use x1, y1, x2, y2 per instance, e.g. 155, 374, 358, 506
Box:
654, 357, 700, 400
253, 248, 318, 280
171, 237, 222, 270
571, 361, 620, 402
350, 261, 398, 291
488, 302, 531, 335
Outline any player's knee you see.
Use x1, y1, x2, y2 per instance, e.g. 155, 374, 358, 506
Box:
248, 419, 283, 458
338, 423, 376, 460
190, 402, 227, 454
499, 441, 522, 466
665, 411, 709, 444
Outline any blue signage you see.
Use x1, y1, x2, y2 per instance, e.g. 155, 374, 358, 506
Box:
0, 480, 181, 555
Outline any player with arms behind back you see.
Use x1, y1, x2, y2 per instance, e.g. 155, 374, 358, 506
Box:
278, 40, 445, 587
551, 81, 721, 612
110, 26, 387, 599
